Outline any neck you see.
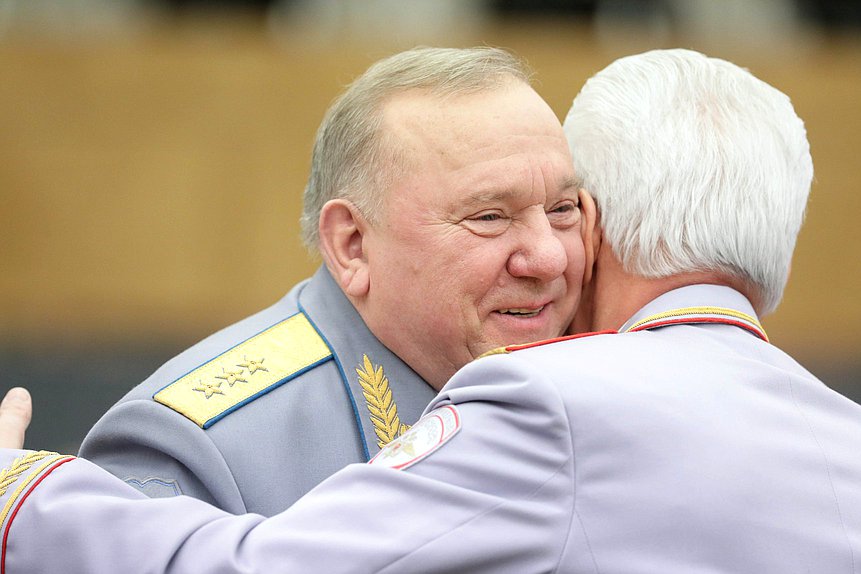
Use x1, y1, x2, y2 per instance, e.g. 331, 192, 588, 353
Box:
585, 248, 754, 332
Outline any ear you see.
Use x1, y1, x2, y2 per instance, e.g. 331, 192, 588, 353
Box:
567, 188, 600, 335
578, 188, 600, 286
317, 199, 371, 298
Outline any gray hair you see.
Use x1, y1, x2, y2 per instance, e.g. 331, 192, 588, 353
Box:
563, 49, 813, 315
300, 46, 532, 249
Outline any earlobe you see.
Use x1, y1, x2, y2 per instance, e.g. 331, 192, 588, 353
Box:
318, 199, 371, 298
578, 188, 600, 285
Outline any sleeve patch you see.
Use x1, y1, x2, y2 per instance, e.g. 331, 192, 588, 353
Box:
153, 312, 333, 429
124, 477, 182, 498
368, 405, 461, 471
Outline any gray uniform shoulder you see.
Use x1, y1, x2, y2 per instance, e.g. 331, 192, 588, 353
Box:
82, 267, 437, 515
79, 282, 357, 512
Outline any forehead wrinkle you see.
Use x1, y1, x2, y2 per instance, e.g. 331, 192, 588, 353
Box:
531, 152, 580, 201
460, 188, 524, 209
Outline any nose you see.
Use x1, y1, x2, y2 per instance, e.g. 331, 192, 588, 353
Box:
506, 213, 568, 282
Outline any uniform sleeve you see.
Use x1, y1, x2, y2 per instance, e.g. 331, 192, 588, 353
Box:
5, 354, 576, 573
267, 353, 579, 573
78, 398, 246, 514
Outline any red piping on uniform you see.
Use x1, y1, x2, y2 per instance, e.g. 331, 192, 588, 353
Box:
505, 330, 617, 352
2, 456, 75, 574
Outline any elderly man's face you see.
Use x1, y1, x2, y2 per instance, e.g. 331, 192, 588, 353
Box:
361, 82, 586, 389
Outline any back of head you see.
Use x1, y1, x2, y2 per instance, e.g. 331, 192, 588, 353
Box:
301, 46, 531, 250
564, 49, 813, 315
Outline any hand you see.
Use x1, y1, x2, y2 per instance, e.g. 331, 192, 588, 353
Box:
0, 388, 32, 449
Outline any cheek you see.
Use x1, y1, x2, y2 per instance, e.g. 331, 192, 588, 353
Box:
455, 247, 513, 292
560, 235, 587, 285
367, 230, 426, 279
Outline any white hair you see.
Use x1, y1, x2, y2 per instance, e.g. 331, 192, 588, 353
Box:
563, 48, 813, 315
300, 46, 531, 250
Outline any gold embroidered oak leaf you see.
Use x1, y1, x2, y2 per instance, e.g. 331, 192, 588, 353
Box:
357, 354, 408, 448
0, 451, 57, 497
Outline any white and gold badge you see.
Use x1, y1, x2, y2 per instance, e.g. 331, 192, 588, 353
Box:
368, 405, 461, 470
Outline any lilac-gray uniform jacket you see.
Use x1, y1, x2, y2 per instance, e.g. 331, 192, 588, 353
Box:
3, 285, 860, 573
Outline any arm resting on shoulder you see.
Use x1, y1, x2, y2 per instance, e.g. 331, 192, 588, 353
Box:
3, 355, 576, 573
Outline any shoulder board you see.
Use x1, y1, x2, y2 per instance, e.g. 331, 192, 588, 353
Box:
478, 330, 617, 358
153, 312, 332, 429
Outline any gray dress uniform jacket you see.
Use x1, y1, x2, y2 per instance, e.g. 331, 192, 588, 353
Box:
3, 285, 860, 573
78, 266, 436, 515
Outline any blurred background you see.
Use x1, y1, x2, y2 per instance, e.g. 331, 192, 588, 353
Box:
1, 0, 859, 454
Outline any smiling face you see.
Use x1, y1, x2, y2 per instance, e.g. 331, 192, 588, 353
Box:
356, 82, 586, 389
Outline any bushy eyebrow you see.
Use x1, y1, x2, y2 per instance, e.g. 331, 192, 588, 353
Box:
460, 177, 581, 209
557, 177, 581, 205
460, 189, 521, 209
560, 176, 581, 193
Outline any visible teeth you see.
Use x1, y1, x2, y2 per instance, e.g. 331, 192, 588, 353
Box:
498, 306, 543, 317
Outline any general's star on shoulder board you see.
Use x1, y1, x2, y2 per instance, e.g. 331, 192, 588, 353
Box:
368, 405, 461, 470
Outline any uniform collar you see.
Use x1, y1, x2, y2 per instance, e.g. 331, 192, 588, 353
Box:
297, 267, 436, 457
297, 268, 419, 373
619, 285, 767, 342
297, 267, 374, 346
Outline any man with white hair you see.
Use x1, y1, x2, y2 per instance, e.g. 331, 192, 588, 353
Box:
78, 45, 587, 516
0, 49, 858, 573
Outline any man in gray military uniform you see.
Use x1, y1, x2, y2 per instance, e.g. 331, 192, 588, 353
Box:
78, 46, 587, 515
0, 48, 859, 573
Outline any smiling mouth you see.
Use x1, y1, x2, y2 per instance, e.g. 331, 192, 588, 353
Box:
496, 306, 545, 318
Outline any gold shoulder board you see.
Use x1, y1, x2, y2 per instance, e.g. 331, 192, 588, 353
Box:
154, 313, 332, 429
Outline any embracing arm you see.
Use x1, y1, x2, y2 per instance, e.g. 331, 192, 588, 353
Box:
1, 355, 577, 573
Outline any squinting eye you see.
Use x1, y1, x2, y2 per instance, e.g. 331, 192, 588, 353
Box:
547, 202, 580, 228
461, 210, 510, 237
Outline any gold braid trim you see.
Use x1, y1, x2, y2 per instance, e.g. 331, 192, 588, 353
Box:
357, 355, 410, 448
0, 451, 74, 533
0, 451, 58, 497
625, 306, 768, 342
